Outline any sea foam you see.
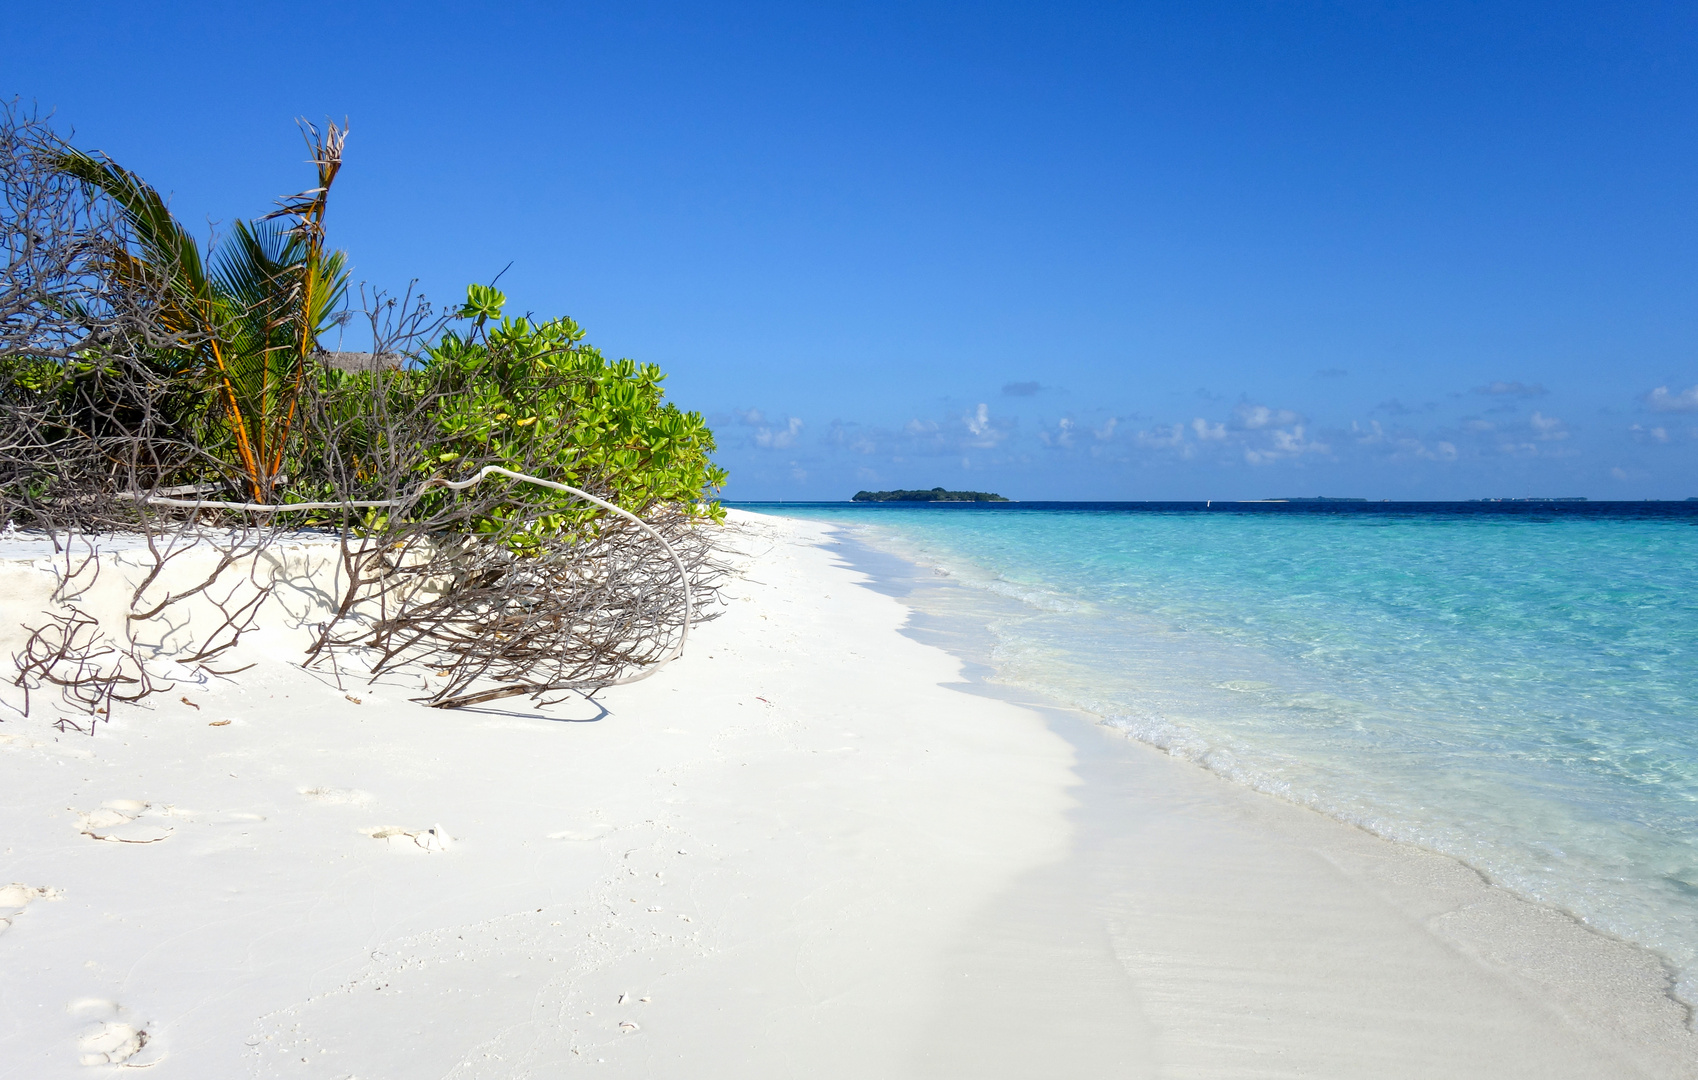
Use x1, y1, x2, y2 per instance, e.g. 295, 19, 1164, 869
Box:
760, 501, 1698, 1007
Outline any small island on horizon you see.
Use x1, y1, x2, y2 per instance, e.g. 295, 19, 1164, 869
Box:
852, 487, 1010, 503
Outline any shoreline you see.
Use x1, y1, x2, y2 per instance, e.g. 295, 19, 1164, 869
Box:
796, 515, 1698, 1074
812, 509, 1698, 1000
0, 509, 1692, 1076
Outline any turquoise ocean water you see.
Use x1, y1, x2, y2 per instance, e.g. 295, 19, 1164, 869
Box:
745, 502, 1698, 1003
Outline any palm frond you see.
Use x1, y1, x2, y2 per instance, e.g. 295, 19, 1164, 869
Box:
49, 125, 353, 502
51, 148, 210, 304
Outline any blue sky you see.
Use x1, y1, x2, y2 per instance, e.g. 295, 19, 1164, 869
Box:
9, 1, 1698, 499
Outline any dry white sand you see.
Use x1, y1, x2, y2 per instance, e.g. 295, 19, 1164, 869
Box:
0, 509, 1692, 1077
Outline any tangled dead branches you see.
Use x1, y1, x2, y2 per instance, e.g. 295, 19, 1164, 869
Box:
283, 288, 728, 709
0, 99, 138, 364
306, 494, 725, 709
8, 519, 287, 731
0, 100, 225, 534
1, 108, 727, 722
11, 546, 160, 729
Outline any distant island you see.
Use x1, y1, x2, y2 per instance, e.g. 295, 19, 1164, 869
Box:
852, 487, 1010, 503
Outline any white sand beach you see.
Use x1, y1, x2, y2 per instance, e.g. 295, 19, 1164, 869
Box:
1, 509, 1694, 1078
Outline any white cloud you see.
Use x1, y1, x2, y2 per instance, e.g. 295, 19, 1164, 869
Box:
1119, 401, 1330, 466
754, 416, 803, 448
822, 407, 1014, 460
962, 403, 1007, 448
1136, 423, 1187, 449
826, 420, 878, 454
1528, 411, 1568, 439
1039, 417, 1076, 448
1349, 421, 1456, 461
1644, 385, 1698, 413
1273, 425, 1328, 455
1234, 403, 1302, 430
1245, 424, 1329, 464
730, 407, 805, 449
1035, 414, 1124, 451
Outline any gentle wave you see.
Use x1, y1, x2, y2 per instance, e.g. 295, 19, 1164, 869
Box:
762, 503, 1698, 1005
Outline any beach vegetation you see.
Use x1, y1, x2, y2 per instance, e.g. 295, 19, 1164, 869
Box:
422, 286, 727, 532
0, 106, 728, 720
51, 123, 349, 504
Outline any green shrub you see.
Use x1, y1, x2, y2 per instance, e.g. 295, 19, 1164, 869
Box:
304, 285, 725, 543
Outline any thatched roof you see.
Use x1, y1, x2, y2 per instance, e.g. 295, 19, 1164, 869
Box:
317, 351, 403, 372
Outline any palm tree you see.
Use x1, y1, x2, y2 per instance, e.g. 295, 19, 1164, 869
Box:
54, 121, 349, 502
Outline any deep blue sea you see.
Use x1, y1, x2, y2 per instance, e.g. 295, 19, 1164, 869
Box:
740, 501, 1698, 1001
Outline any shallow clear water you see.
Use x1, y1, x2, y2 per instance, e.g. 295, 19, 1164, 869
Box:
745, 502, 1698, 1001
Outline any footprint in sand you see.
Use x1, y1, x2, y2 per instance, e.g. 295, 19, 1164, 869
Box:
361, 825, 452, 852
74, 802, 174, 844
0, 883, 61, 934
68, 998, 156, 1066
